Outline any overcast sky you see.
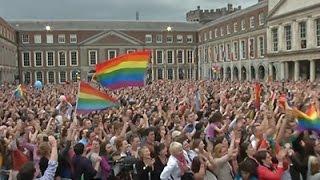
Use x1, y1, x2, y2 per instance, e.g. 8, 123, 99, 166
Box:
0, 0, 257, 21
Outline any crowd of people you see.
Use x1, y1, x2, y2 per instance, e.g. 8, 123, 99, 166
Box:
0, 79, 320, 180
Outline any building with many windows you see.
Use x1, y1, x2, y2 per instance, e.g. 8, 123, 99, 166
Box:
0, 17, 18, 83
0, 0, 320, 84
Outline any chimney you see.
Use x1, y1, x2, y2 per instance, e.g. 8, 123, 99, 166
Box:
227, 4, 233, 11
197, 6, 200, 10
136, 11, 139, 21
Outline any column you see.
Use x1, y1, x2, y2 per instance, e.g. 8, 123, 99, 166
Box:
231, 67, 234, 81
294, 61, 300, 81
266, 27, 272, 54
307, 17, 316, 48
292, 21, 299, 50
280, 62, 285, 80
310, 60, 315, 82
248, 65, 252, 82
151, 67, 155, 81
278, 25, 285, 51
284, 62, 289, 80
268, 63, 273, 81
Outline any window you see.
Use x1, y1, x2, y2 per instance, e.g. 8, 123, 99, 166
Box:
59, 71, 67, 83
108, 50, 116, 60
317, 19, 320, 46
214, 46, 219, 61
70, 51, 78, 66
89, 50, 98, 65
233, 41, 239, 60
46, 51, 54, 66
187, 50, 193, 63
234, 23, 238, 33
204, 33, 207, 41
187, 68, 193, 79
167, 50, 174, 64
35, 71, 43, 83
22, 52, 30, 67
70, 34, 77, 43
187, 35, 193, 43
249, 38, 255, 59
167, 35, 173, 43
167, 69, 173, 80
198, 35, 201, 43
241, 20, 246, 30
299, 22, 307, 49
272, 28, 278, 51
204, 47, 208, 63
209, 31, 212, 39
227, 25, 230, 34
226, 44, 231, 60
58, 51, 66, 66
157, 68, 163, 80
177, 50, 184, 64
240, 40, 246, 59
46, 34, 53, 43
178, 68, 184, 80
145, 34, 152, 43
250, 16, 255, 28
34, 52, 43, 67
22, 34, 29, 43
219, 45, 224, 62
71, 71, 78, 82
215, 29, 218, 38
220, 27, 224, 36
177, 35, 183, 43
285, 25, 292, 50
47, 71, 55, 84
127, 50, 135, 54
259, 36, 265, 57
156, 50, 163, 64
34, 35, 41, 44
23, 72, 31, 83
58, 34, 65, 43
156, 34, 162, 43
259, 13, 265, 25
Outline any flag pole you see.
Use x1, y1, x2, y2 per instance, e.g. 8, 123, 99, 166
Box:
73, 81, 81, 124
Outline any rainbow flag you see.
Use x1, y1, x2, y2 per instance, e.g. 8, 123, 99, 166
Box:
14, 84, 26, 99
292, 105, 320, 132
76, 82, 118, 114
95, 51, 150, 90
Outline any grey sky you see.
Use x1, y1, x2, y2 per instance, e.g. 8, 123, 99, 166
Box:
0, 0, 257, 21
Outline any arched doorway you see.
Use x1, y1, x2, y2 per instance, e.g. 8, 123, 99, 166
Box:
272, 65, 277, 81
233, 67, 239, 81
258, 65, 265, 80
226, 67, 231, 81
220, 68, 224, 80
251, 66, 256, 81
241, 66, 247, 81
88, 70, 96, 82
299, 60, 310, 80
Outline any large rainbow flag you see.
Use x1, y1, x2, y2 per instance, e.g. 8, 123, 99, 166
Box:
95, 51, 150, 90
292, 105, 320, 132
14, 84, 26, 99
76, 82, 118, 114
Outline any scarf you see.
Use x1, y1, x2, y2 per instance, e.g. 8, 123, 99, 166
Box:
176, 154, 188, 174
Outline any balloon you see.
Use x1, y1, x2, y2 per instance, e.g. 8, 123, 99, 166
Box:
34, 81, 43, 90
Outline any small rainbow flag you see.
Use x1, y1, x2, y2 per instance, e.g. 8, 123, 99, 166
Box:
95, 51, 150, 90
76, 82, 118, 114
292, 105, 320, 132
14, 84, 26, 99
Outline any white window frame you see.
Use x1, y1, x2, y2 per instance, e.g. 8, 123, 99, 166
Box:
70, 34, 77, 43
187, 35, 193, 43
58, 34, 66, 44
69, 50, 78, 66
209, 31, 212, 39
167, 35, 173, 43
145, 34, 152, 43
249, 38, 255, 59
177, 35, 183, 43
258, 36, 265, 58
157, 68, 164, 80
156, 34, 162, 43
156, 50, 164, 64
272, 28, 279, 52
58, 51, 67, 66
34, 51, 43, 67
70, 71, 78, 82
23, 71, 31, 83
227, 25, 230, 34
22, 34, 29, 44
34, 34, 42, 44
240, 40, 246, 60
204, 33, 207, 41
187, 50, 193, 63
259, 13, 265, 26
47, 71, 55, 84
250, 16, 255, 28
241, 20, 246, 30
167, 68, 175, 80
46, 34, 53, 44
167, 50, 174, 64
34, 71, 43, 83
214, 29, 218, 38
177, 49, 184, 64
58, 71, 67, 83
108, 50, 117, 60
46, 51, 55, 67
88, 50, 98, 66
22, 51, 31, 67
